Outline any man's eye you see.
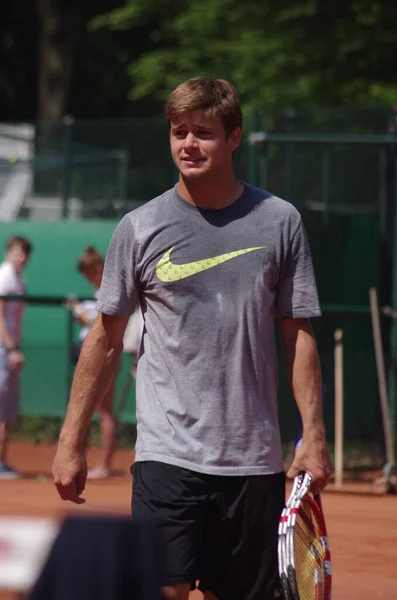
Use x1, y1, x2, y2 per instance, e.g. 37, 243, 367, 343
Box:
174, 130, 186, 137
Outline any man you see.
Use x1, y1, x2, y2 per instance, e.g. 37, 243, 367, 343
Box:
0, 236, 32, 479
52, 77, 332, 600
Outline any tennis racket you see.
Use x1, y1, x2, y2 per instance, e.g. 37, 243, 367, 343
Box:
278, 474, 304, 599
278, 384, 332, 600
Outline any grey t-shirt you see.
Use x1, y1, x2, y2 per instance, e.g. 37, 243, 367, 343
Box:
97, 183, 321, 475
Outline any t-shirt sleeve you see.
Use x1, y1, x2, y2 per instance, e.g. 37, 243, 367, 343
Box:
0, 267, 13, 296
96, 215, 139, 317
276, 215, 321, 319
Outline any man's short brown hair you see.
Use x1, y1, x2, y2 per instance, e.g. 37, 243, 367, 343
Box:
165, 77, 243, 138
6, 236, 32, 255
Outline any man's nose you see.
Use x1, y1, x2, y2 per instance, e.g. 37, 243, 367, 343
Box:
183, 133, 199, 149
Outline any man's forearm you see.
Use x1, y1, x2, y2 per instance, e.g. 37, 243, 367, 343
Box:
59, 324, 122, 450
281, 320, 325, 437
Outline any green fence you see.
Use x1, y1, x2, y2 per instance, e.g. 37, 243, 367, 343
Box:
0, 219, 392, 461
5, 107, 396, 216
0, 221, 138, 424
2, 108, 397, 465
246, 121, 397, 467
18, 297, 136, 424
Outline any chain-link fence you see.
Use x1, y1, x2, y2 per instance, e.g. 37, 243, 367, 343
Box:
4, 295, 137, 425
9, 294, 393, 481
1, 107, 397, 476
1, 107, 396, 219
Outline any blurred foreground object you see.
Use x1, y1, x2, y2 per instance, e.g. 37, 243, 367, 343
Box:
28, 515, 162, 600
0, 517, 58, 591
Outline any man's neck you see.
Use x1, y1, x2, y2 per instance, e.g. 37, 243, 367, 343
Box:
177, 175, 244, 210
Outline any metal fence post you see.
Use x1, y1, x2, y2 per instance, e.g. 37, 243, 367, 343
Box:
248, 109, 260, 186
379, 146, 388, 242
117, 149, 129, 218
389, 156, 397, 449
321, 145, 331, 225
62, 115, 74, 219
387, 107, 397, 455
285, 114, 295, 203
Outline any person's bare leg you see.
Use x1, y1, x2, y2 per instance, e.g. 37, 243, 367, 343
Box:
161, 583, 191, 600
87, 387, 117, 479
97, 404, 117, 471
0, 420, 9, 463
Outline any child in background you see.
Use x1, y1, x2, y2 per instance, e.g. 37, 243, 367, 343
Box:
67, 246, 117, 480
123, 305, 144, 379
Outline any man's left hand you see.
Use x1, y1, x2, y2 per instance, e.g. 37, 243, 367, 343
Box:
287, 433, 332, 491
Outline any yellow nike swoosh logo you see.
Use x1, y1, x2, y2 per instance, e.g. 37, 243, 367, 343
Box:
156, 246, 264, 282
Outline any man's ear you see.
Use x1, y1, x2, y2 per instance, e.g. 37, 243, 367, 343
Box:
228, 127, 241, 152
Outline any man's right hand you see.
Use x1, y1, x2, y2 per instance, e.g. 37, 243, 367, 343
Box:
52, 443, 87, 504
8, 350, 24, 371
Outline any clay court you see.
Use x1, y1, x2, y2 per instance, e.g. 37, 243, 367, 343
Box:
1, 441, 396, 599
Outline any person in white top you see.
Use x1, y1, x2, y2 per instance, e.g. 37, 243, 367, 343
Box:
122, 305, 144, 378
0, 236, 32, 479
66, 246, 118, 480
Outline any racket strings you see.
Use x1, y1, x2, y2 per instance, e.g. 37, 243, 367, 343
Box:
294, 502, 325, 600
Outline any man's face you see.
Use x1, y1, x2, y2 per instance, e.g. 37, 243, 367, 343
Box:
6, 244, 30, 273
169, 112, 241, 181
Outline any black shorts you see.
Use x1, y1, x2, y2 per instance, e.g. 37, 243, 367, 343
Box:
131, 461, 285, 600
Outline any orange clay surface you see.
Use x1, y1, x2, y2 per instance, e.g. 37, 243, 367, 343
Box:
0, 442, 396, 600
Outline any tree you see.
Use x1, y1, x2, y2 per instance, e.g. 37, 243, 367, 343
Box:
0, 1, 38, 120
0, 0, 133, 121
36, 0, 82, 121
91, 0, 397, 113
